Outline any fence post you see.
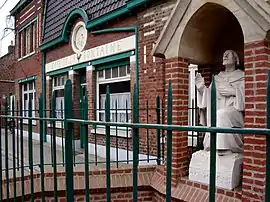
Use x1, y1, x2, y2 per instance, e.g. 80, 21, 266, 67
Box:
28, 94, 34, 201
166, 81, 172, 202
265, 70, 270, 201
156, 96, 161, 165
105, 86, 111, 202
51, 91, 58, 202
133, 84, 139, 202
39, 95, 45, 202
209, 76, 217, 202
83, 92, 89, 202
64, 79, 74, 202
0, 102, 2, 201
11, 96, 16, 200
4, 99, 10, 201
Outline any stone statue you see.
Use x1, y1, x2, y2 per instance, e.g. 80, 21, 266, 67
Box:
189, 50, 245, 190
195, 50, 244, 155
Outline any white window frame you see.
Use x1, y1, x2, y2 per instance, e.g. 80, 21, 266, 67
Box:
9, 95, 15, 116
188, 64, 198, 147
18, 18, 37, 60
95, 64, 132, 137
22, 81, 36, 124
25, 26, 31, 55
52, 74, 68, 128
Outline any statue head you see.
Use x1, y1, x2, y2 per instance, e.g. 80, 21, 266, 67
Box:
222, 50, 240, 67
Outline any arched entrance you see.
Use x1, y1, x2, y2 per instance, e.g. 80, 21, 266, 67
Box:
179, 3, 244, 69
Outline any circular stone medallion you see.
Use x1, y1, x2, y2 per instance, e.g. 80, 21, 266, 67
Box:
71, 22, 87, 54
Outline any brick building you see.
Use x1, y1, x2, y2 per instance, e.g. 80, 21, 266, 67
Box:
0, 42, 15, 106
10, 0, 44, 132
8, 0, 270, 201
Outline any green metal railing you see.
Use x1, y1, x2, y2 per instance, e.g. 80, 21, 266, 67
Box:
1, 71, 270, 201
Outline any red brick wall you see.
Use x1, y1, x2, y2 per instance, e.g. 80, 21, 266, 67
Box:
0, 50, 15, 105
29, 191, 153, 202
137, 0, 176, 156
165, 57, 189, 185
13, 0, 44, 133
241, 40, 270, 202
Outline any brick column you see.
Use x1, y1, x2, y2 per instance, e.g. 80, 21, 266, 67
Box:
165, 57, 189, 186
242, 40, 270, 201
86, 65, 96, 121
69, 70, 80, 138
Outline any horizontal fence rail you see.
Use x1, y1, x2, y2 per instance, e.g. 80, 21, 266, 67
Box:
0, 71, 270, 202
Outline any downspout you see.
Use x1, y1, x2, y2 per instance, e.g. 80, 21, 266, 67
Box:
41, 0, 48, 141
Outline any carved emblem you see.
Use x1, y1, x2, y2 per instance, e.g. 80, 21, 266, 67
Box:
71, 22, 87, 54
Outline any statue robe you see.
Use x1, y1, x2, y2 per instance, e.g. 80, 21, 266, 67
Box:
197, 69, 244, 153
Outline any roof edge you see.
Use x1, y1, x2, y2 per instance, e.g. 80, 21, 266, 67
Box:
40, 0, 151, 52
10, 0, 33, 16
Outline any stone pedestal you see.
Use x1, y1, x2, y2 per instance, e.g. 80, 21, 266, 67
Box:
189, 150, 243, 190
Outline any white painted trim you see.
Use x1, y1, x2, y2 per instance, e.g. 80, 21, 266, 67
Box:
46, 35, 135, 73
86, 65, 95, 71
144, 30, 155, 37
18, 52, 35, 61
20, 5, 35, 20
20, 12, 35, 25
91, 127, 132, 138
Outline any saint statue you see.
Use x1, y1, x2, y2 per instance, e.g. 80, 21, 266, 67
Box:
195, 50, 244, 155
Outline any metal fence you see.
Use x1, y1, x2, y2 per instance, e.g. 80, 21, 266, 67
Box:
1, 73, 270, 202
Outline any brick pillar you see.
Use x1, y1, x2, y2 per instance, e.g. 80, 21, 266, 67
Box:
242, 40, 270, 201
86, 65, 95, 121
165, 57, 189, 186
69, 70, 80, 138
46, 75, 52, 119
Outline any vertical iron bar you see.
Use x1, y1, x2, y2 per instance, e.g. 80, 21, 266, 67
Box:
265, 70, 270, 201
16, 101, 19, 170
166, 81, 172, 202
4, 100, 10, 201
0, 103, 2, 202
105, 86, 111, 202
209, 77, 217, 202
20, 96, 25, 202
162, 99, 165, 163
61, 101, 64, 166
83, 94, 89, 202
146, 100, 149, 162
191, 99, 194, 152
115, 101, 119, 168
51, 91, 58, 202
64, 80, 74, 202
133, 84, 139, 202
39, 96, 45, 202
28, 95, 34, 202
12, 97, 16, 201
126, 100, 129, 164
156, 96, 161, 165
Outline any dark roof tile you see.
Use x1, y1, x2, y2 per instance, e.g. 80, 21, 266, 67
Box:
43, 0, 126, 44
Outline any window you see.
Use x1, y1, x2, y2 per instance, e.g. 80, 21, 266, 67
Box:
19, 21, 37, 58
52, 74, 68, 119
9, 95, 15, 116
22, 81, 35, 119
188, 64, 198, 146
97, 64, 131, 125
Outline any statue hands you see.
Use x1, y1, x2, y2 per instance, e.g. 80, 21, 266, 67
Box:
218, 84, 236, 97
195, 73, 205, 92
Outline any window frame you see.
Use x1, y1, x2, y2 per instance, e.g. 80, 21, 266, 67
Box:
95, 63, 132, 137
52, 74, 68, 125
18, 17, 37, 60
21, 81, 36, 124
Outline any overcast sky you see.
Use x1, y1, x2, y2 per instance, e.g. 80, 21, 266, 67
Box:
0, 0, 20, 57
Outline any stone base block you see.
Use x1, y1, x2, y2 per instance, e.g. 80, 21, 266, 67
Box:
189, 150, 243, 190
